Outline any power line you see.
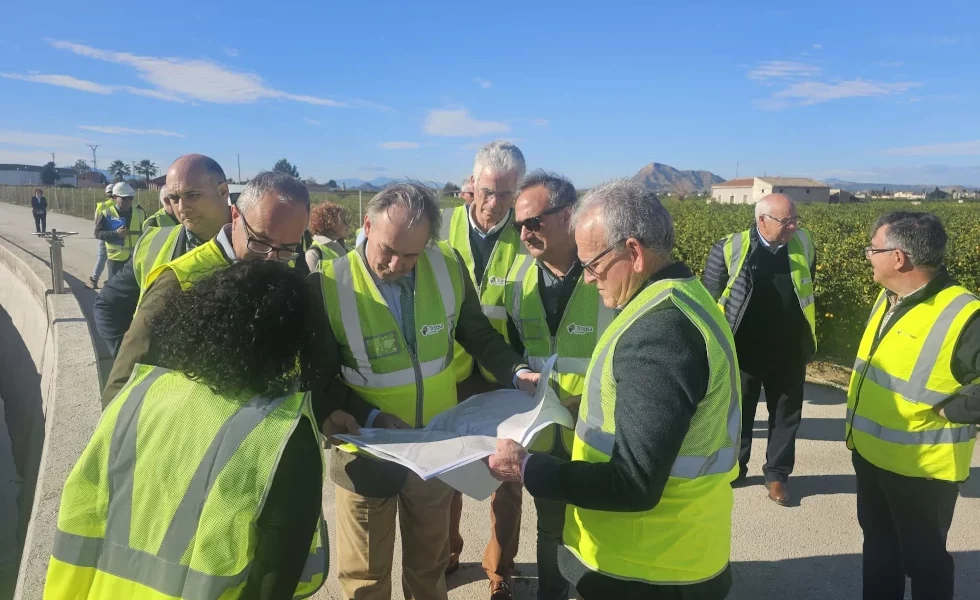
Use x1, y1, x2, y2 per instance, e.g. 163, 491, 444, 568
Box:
87, 145, 100, 176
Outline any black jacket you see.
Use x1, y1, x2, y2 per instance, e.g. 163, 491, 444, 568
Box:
702, 225, 817, 362
31, 196, 47, 214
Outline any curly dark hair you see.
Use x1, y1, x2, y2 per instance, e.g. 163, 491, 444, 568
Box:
148, 260, 312, 397
309, 201, 350, 240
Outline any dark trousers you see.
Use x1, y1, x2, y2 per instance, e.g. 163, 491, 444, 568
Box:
852, 451, 959, 600
33, 213, 46, 232
738, 359, 806, 482
574, 564, 732, 600
533, 496, 569, 600
107, 259, 126, 279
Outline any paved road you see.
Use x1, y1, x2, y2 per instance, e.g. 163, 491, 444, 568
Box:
1, 202, 978, 599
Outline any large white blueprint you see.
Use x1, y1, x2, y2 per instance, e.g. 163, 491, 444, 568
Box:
334, 355, 573, 499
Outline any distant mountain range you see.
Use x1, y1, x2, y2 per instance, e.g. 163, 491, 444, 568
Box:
821, 178, 978, 193
333, 177, 445, 191
632, 163, 725, 196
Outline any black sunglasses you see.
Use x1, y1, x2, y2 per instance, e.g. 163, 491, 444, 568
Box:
511, 205, 567, 233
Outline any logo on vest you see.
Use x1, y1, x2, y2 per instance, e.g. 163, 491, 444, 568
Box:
566, 323, 594, 335
420, 323, 445, 337
365, 331, 400, 359
487, 276, 507, 286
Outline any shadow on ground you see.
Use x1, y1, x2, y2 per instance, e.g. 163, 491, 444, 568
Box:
753, 417, 845, 442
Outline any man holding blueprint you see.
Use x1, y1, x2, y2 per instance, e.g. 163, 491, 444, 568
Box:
306, 183, 538, 600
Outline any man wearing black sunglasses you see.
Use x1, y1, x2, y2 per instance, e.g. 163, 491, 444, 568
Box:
702, 193, 817, 506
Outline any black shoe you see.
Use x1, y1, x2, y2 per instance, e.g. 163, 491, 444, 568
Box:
89, 277, 99, 289
731, 466, 749, 487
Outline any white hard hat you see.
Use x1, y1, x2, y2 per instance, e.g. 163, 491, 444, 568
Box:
112, 182, 136, 198
105, 184, 114, 194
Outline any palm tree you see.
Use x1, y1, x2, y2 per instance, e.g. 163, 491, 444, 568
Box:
134, 159, 159, 186
108, 160, 131, 183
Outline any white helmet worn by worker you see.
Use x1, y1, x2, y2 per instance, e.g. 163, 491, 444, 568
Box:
105, 184, 114, 194
112, 182, 136, 198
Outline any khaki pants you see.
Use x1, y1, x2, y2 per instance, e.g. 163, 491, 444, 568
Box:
336, 474, 454, 600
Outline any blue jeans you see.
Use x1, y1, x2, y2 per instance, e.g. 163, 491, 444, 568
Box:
92, 241, 107, 280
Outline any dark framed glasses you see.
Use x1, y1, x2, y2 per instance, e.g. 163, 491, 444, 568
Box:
581, 239, 626, 278
511, 205, 567, 233
239, 210, 301, 261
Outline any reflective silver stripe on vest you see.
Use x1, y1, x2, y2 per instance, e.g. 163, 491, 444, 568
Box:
852, 292, 977, 407
795, 229, 813, 265
482, 305, 508, 320
342, 356, 447, 388
51, 531, 249, 600
426, 244, 457, 325
579, 289, 675, 456
724, 232, 745, 293
332, 256, 373, 373
439, 207, 455, 240
157, 393, 293, 561
800, 294, 815, 309
847, 409, 976, 445
529, 355, 590, 375
104, 368, 168, 547
145, 225, 179, 266
509, 257, 536, 342
669, 289, 741, 478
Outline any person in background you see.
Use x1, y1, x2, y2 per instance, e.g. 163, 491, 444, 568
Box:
441, 141, 528, 600
89, 184, 115, 289
847, 211, 980, 600
94, 182, 146, 279
307, 182, 538, 600
702, 193, 816, 506
143, 184, 180, 228
504, 171, 615, 600
45, 260, 329, 599
305, 200, 350, 272
30, 188, 47, 233
488, 179, 740, 600
460, 177, 475, 204
94, 154, 231, 357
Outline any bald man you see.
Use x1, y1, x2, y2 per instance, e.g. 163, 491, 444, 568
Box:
94, 154, 231, 356
702, 193, 817, 506
143, 184, 180, 228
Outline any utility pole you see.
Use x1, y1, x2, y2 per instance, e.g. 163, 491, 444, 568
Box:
51, 152, 56, 165
237, 154, 241, 182
88, 145, 100, 176
735, 161, 739, 178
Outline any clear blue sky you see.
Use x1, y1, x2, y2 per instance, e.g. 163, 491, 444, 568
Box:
1, 0, 977, 187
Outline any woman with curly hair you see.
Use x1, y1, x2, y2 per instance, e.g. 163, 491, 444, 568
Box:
45, 260, 335, 600
305, 201, 351, 272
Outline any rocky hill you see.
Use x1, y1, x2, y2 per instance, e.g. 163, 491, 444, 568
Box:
632, 162, 725, 196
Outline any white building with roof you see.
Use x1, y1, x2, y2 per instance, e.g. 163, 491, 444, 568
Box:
711, 176, 831, 205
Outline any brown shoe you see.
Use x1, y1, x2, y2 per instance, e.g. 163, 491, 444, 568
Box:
490, 580, 514, 600
765, 481, 791, 506
445, 554, 460, 576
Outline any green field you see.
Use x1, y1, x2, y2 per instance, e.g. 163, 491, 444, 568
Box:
3, 185, 977, 361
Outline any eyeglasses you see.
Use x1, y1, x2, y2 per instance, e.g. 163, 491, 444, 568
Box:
479, 188, 515, 202
864, 246, 897, 258
764, 214, 801, 226
239, 210, 301, 261
581, 239, 626, 278
511, 205, 567, 233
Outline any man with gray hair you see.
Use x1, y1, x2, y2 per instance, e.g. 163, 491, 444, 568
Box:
702, 192, 816, 506
847, 211, 980, 600
440, 141, 528, 598
488, 178, 739, 600
143, 184, 179, 228
307, 182, 538, 600
460, 177, 475, 204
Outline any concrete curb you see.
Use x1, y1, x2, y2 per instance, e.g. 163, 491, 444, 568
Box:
0, 240, 102, 600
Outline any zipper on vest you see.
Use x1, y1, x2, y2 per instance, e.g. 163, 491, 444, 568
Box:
846, 312, 888, 445
411, 351, 424, 429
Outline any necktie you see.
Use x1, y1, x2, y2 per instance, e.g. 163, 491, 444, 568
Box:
398, 279, 417, 352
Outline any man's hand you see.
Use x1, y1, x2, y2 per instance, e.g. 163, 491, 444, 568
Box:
515, 371, 540, 395
115, 226, 128, 237
373, 412, 412, 429
561, 395, 582, 422
487, 438, 527, 483
321, 409, 360, 447
933, 404, 947, 420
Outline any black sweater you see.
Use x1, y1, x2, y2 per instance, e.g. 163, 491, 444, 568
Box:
522, 263, 728, 596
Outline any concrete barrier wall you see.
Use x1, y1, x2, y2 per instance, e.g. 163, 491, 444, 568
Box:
0, 241, 102, 599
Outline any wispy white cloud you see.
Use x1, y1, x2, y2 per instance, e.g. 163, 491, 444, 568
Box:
379, 141, 420, 150
304, 118, 322, 126
78, 125, 185, 137
36, 39, 372, 108
423, 109, 510, 137
937, 36, 959, 45
0, 72, 114, 94
812, 43, 823, 50
0, 129, 91, 148
748, 60, 822, 81
473, 78, 492, 89
884, 140, 980, 157
875, 60, 904, 68
221, 46, 239, 57
532, 118, 549, 127
757, 78, 921, 109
